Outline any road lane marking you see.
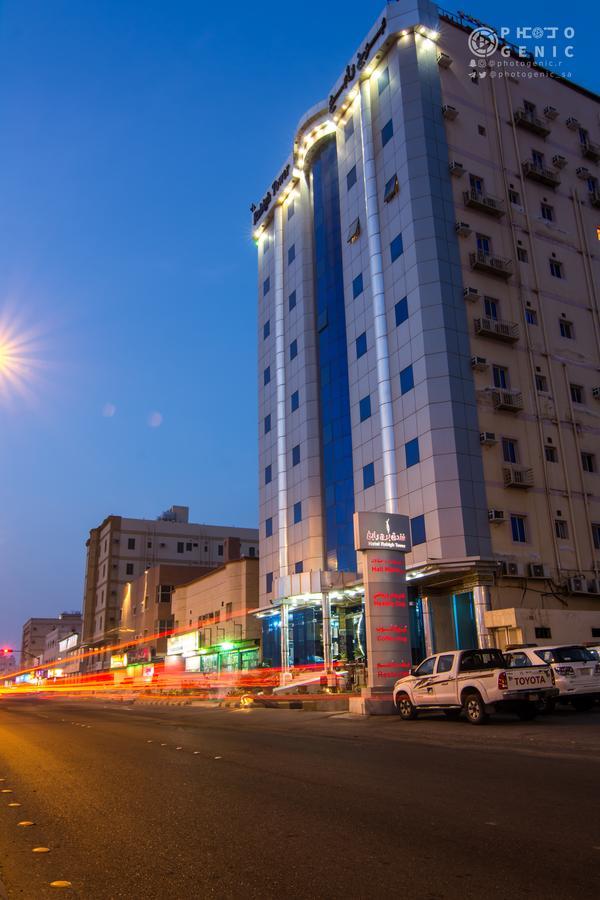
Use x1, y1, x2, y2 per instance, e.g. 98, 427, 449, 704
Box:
175, 747, 183, 750
1, 790, 13, 794
17, 822, 34, 827
214, 756, 222, 760
32, 847, 50, 853
50, 882, 72, 889
8, 803, 21, 808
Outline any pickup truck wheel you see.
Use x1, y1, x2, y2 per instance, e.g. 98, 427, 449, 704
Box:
395, 693, 417, 720
463, 692, 488, 725
536, 697, 556, 715
516, 705, 537, 721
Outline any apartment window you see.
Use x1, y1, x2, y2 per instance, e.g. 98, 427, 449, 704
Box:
478, 124, 486, 136
352, 273, 363, 299
266, 572, 273, 594
517, 247, 529, 263
265, 517, 273, 538
347, 217, 361, 244
264, 366, 271, 385
177, 542, 184, 554
502, 438, 518, 464
294, 561, 304, 574
484, 296, 498, 320
525, 308, 538, 326
292, 444, 300, 466
570, 383, 584, 404
411, 515, 426, 546
147, 542, 152, 549
359, 395, 371, 422
592, 523, 600, 550
476, 233, 491, 255
363, 462, 375, 490
265, 464, 272, 485
264, 414, 271, 434
493, 365, 509, 389
263, 277, 270, 296
554, 519, 569, 539
378, 66, 390, 93
390, 233, 403, 262
263, 320, 270, 339
582, 452, 597, 473
535, 373, 548, 392
293, 502, 302, 524
384, 174, 399, 203
127, 538, 136, 550
289, 290, 297, 311
126, 563, 134, 576
405, 437, 420, 468
532, 149, 544, 168
186, 542, 192, 552
381, 119, 394, 147
356, 332, 367, 358
511, 515, 527, 543
400, 365, 414, 395
541, 203, 554, 221
347, 165, 357, 191
470, 173, 484, 194
291, 390, 299, 412
549, 258, 563, 279
508, 189, 521, 205
544, 445, 558, 463
288, 244, 296, 265
535, 627, 552, 640
287, 199, 295, 220
217, 544, 224, 557
560, 319, 573, 339
395, 297, 408, 326
290, 339, 298, 361
344, 116, 355, 142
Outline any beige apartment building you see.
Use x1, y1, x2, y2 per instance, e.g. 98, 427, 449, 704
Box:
21, 613, 82, 667
253, 1, 600, 672
81, 505, 258, 671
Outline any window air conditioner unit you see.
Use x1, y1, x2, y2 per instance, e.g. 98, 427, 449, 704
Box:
528, 563, 549, 579
499, 561, 520, 576
566, 116, 580, 130
576, 167, 591, 179
442, 104, 459, 120
463, 286, 481, 301
552, 154, 567, 169
437, 51, 452, 68
544, 106, 559, 120
449, 160, 465, 177
455, 221, 472, 236
592, 386, 600, 399
471, 356, 488, 371
587, 579, 600, 595
568, 575, 587, 594
480, 431, 497, 445
488, 509, 505, 522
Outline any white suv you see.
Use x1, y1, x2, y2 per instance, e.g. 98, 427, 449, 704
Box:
504, 645, 600, 712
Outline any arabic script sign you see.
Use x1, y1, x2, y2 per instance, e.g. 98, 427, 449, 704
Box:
328, 17, 387, 113
354, 512, 411, 553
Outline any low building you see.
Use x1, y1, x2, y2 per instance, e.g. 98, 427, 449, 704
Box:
168, 557, 261, 676
42, 614, 83, 673
21, 613, 82, 668
485, 608, 600, 649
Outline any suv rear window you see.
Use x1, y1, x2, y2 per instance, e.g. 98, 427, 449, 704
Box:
459, 649, 505, 672
534, 646, 595, 664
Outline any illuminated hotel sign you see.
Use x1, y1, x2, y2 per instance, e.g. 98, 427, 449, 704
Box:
354, 512, 412, 691
167, 631, 199, 657
251, 163, 291, 226
328, 16, 387, 113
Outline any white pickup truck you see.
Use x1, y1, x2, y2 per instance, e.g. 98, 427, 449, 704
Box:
392, 648, 557, 724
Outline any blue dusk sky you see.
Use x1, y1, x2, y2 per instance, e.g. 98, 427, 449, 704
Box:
0, 0, 596, 649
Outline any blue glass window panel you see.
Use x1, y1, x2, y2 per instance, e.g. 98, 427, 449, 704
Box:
405, 437, 420, 467
390, 233, 403, 262
265, 464, 272, 485
359, 395, 371, 422
265, 517, 273, 538
263, 276, 270, 296
287, 199, 295, 220
411, 515, 426, 546
352, 273, 363, 299
264, 414, 271, 433
344, 117, 354, 142
511, 515, 526, 543
291, 390, 299, 412
293, 502, 302, 524
382, 119, 394, 147
378, 66, 390, 94
289, 290, 297, 311
288, 244, 296, 264
290, 339, 298, 360
292, 444, 300, 466
395, 296, 408, 326
356, 332, 367, 358
266, 572, 273, 594
363, 462, 375, 489
263, 319, 270, 339
400, 365, 414, 395
263, 366, 270, 385
294, 561, 303, 574
261, 613, 280, 666
347, 165, 357, 191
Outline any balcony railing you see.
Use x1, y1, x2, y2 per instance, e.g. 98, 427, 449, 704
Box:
492, 389, 523, 412
469, 251, 513, 279
513, 108, 551, 137
474, 316, 519, 342
581, 140, 600, 163
463, 189, 505, 217
521, 160, 561, 188
503, 466, 534, 488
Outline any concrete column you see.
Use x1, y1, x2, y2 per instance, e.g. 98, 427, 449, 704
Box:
421, 596, 435, 657
473, 585, 492, 648
273, 204, 289, 577
321, 592, 332, 673
280, 602, 291, 686
358, 78, 399, 514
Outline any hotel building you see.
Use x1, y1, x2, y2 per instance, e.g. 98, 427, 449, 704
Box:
254, 1, 600, 674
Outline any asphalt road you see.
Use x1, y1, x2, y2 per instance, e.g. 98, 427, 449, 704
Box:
0, 698, 600, 899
